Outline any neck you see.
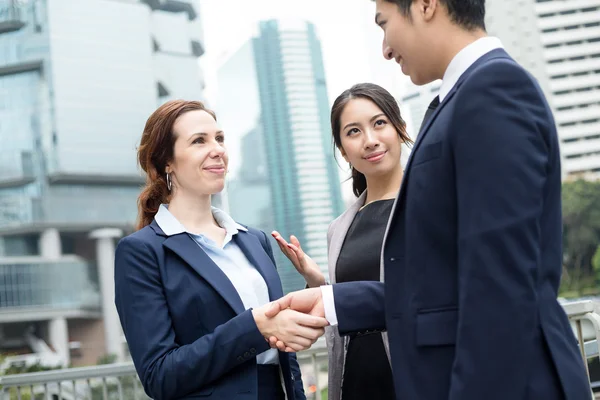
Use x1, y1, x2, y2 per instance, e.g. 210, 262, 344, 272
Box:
435, 28, 487, 80
364, 165, 403, 205
167, 191, 216, 232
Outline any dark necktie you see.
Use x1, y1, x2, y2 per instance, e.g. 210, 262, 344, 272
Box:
418, 95, 440, 133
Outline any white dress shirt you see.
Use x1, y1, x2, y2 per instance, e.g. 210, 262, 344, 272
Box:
321, 36, 505, 327
155, 204, 279, 364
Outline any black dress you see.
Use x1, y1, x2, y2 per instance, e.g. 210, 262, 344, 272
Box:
336, 199, 396, 400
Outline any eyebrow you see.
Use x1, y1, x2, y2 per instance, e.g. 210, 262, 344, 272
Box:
188, 131, 224, 141
342, 113, 387, 131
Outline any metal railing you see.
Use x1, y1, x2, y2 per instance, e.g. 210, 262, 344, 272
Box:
0, 362, 148, 400
562, 299, 600, 395
0, 342, 328, 400
3, 301, 599, 399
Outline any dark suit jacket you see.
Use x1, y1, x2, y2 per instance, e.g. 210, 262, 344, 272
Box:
332, 49, 591, 399
114, 220, 305, 400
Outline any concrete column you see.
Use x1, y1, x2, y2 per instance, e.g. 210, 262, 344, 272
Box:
49, 317, 69, 367
89, 228, 124, 362
40, 228, 61, 260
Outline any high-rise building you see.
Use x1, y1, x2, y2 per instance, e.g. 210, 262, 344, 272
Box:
487, 0, 600, 180
0, 0, 205, 368
217, 20, 345, 293
226, 124, 272, 232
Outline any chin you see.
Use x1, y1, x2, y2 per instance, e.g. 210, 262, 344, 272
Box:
410, 74, 436, 86
210, 183, 225, 195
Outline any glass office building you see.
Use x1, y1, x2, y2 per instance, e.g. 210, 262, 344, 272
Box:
218, 20, 345, 293
0, 0, 205, 367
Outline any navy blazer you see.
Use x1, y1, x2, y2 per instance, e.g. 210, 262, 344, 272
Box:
114, 220, 305, 400
332, 49, 591, 399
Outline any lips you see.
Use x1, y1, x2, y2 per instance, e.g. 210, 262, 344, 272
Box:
364, 151, 387, 162
204, 165, 226, 174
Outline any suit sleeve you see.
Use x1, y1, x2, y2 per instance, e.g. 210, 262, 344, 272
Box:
259, 230, 306, 399
448, 61, 550, 399
114, 236, 270, 400
333, 281, 386, 335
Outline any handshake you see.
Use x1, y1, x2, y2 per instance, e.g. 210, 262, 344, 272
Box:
252, 288, 328, 352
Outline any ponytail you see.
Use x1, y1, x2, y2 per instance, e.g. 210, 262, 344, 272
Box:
136, 171, 170, 230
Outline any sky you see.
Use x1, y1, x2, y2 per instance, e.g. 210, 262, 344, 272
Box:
198, 0, 410, 201
199, 0, 408, 104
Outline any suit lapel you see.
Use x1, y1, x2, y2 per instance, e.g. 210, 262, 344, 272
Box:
162, 233, 246, 315
328, 192, 366, 284
384, 49, 512, 249
233, 231, 284, 300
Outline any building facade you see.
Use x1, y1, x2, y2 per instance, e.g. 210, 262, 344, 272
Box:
0, 0, 205, 368
218, 20, 345, 293
488, 0, 600, 180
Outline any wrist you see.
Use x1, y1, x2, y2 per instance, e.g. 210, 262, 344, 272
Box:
252, 307, 270, 336
306, 272, 326, 288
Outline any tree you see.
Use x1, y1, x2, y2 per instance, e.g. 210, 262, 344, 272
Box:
593, 245, 600, 284
561, 179, 600, 296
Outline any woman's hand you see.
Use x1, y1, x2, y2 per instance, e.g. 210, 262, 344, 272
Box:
271, 231, 326, 288
252, 303, 327, 352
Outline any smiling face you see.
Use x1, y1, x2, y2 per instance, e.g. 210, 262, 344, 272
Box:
338, 98, 403, 180
375, 0, 443, 85
166, 109, 228, 198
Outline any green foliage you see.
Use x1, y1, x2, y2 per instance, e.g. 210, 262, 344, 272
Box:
560, 179, 600, 296
97, 353, 118, 365
593, 245, 600, 281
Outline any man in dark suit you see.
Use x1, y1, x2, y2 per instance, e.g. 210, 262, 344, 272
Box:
267, 0, 592, 398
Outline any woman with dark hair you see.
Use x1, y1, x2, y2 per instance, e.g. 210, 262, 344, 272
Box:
114, 100, 327, 400
272, 83, 411, 399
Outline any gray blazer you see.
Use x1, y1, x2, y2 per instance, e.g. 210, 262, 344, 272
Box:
324, 192, 391, 400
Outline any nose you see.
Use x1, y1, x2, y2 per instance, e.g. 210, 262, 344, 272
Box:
210, 141, 226, 158
364, 129, 380, 149
382, 38, 393, 60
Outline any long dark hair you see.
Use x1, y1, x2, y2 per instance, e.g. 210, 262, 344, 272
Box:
136, 100, 217, 230
330, 83, 411, 197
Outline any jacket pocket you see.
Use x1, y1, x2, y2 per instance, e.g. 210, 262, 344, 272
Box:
185, 385, 214, 397
415, 306, 458, 347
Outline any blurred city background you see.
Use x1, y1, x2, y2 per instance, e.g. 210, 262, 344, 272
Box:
0, 0, 599, 398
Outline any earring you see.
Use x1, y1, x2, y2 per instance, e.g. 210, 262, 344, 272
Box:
166, 172, 172, 191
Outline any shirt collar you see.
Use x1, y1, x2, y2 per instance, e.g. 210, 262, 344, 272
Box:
155, 204, 248, 237
439, 36, 503, 102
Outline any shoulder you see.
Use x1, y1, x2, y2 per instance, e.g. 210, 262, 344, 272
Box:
328, 195, 364, 239
116, 225, 160, 255
460, 55, 539, 96
237, 224, 271, 250
237, 223, 267, 240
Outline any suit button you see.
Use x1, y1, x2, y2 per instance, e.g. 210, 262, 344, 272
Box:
250, 348, 257, 354
244, 352, 251, 358
237, 356, 244, 362
390, 257, 396, 262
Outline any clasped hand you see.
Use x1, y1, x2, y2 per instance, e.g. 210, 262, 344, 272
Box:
254, 287, 327, 352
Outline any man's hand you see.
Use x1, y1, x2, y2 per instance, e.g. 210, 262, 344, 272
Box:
264, 288, 327, 351
252, 302, 327, 352
266, 287, 325, 318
